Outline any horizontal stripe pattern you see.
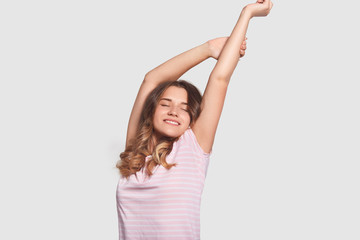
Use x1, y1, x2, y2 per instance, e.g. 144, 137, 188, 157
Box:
117, 128, 210, 240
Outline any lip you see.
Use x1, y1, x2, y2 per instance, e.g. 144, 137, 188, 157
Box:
163, 119, 180, 126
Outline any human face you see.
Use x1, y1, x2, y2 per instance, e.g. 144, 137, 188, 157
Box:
153, 86, 191, 138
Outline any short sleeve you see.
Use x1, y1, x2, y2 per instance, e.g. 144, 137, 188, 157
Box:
184, 128, 212, 158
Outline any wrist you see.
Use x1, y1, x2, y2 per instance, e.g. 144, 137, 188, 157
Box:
241, 6, 254, 19
200, 42, 213, 59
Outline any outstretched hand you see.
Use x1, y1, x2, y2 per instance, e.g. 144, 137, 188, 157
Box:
207, 37, 247, 60
245, 0, 274, 18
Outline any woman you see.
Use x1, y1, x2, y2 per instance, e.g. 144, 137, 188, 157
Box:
116, 1, 273, 239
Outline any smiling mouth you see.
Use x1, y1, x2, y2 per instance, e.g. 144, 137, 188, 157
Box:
164, 119, 180, 126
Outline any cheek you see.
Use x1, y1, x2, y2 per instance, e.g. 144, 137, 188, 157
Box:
182, 113, 191, 126
153, 108, 163, 121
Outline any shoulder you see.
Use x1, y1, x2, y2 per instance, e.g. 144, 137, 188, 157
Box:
177, 128, 212, 157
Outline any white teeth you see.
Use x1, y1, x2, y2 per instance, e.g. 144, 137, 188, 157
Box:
165, 120, 179, 125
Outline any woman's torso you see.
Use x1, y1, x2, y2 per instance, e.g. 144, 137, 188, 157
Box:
116, 128, 211, 240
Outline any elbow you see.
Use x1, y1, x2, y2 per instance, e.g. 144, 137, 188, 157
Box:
209, 74, 231, 85
143, 72, 157, 85
144, 70, 165, 85
142, 72, 160, 89
143, 72, 152, 82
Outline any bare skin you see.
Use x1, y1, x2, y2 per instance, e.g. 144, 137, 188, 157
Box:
126, 0, 273, 154
125, 39, 247, 149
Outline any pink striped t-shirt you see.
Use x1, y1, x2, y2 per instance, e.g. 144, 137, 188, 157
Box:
116, 128, 211, 240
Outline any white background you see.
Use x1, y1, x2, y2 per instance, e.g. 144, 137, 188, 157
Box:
1, 0, 359, 239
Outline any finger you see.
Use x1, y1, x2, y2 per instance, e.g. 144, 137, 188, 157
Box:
267, 0, 272, 7
240, 50, 245, 56
263, 0, 270, 6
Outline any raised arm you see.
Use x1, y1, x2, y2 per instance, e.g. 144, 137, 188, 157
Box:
125, 43, 214, 148
192, 0, 273, 153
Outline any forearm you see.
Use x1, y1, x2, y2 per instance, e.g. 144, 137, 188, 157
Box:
209, 8, 252, 82
144, 42, 211, 84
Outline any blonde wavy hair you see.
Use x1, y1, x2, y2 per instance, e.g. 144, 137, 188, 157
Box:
116, 80, 202, 179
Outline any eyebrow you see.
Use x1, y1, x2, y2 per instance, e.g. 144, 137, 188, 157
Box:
160, 98, 188, 105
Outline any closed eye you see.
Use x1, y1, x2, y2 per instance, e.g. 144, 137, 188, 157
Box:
160, 104, 169, 107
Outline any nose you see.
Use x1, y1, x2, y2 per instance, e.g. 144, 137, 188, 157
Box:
167, 106, 178, 117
